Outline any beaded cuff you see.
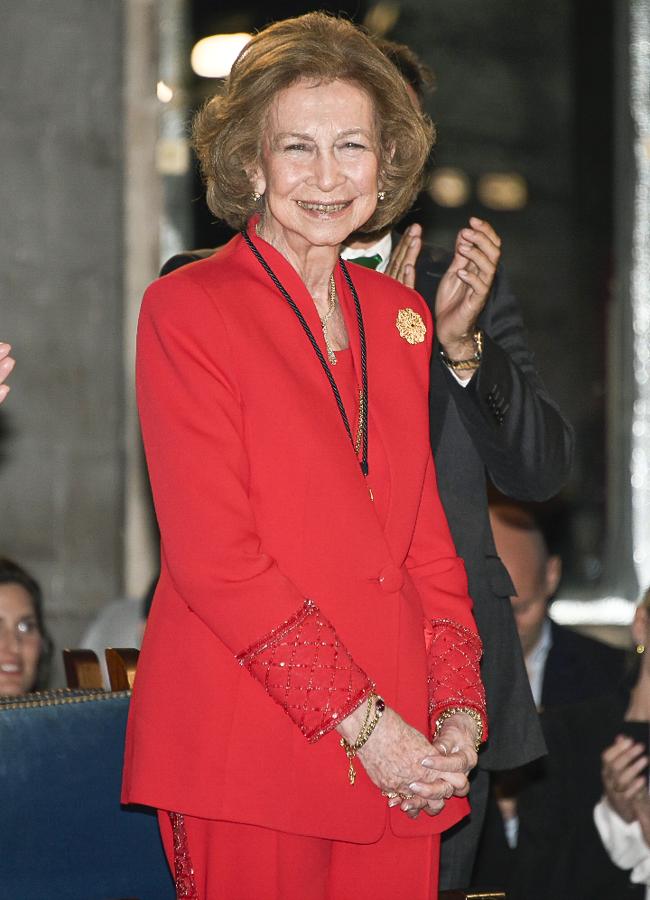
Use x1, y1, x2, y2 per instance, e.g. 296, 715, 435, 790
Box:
236, 599, 374, 743
425, 618, 487, 741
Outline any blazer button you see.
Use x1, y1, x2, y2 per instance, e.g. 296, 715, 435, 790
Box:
378, 564, 404, 593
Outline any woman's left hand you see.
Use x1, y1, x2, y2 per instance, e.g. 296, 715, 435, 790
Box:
399, 711, 479, 815
434, 217, 501, 361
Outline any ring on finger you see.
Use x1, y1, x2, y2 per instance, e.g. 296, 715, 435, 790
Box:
398, 792, 414, 801
381, 791, 399, 800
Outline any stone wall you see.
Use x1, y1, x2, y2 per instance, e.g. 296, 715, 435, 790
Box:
0, 1, 128, 673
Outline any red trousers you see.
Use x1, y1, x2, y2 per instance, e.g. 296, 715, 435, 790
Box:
158, 810, 440, 900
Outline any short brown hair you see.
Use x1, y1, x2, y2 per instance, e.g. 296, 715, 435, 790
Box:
192, 12, 435, 233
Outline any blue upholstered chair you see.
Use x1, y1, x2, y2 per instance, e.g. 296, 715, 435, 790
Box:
0, 688, 174, 900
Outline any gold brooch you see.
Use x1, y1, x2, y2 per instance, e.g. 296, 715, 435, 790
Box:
396, 308, 426, 344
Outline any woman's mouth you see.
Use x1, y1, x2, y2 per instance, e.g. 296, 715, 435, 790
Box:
296, 200, 351, 214
0, 662, 22, 675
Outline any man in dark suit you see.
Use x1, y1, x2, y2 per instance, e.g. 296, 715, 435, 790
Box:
471, 500, 629, 896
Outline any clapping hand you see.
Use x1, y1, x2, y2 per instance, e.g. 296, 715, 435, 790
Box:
385, 224, 423, 289
601, 734, 649, 824
434, 217, 501, 360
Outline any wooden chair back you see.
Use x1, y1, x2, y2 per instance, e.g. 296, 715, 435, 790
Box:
106, 647, 140, 690
63, 648, 104, 689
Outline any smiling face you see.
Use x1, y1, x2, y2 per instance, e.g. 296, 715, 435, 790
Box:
253, 78, 381, 255
0, 582, 42, 696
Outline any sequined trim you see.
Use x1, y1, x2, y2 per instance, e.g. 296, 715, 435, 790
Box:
236, 599, 373, 742
169, 812, 199, 899
425, 618, 487, 741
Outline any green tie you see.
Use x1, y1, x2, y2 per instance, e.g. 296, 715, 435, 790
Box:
349, 253, 382, 270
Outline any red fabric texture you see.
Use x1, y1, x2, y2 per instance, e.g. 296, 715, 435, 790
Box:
425, 618, 487, 740
122, 223, 484, 841
158, 809, 440, 900
236, 599, 373, 742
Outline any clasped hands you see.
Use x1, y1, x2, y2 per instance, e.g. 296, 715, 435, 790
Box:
338, 705, 478, 820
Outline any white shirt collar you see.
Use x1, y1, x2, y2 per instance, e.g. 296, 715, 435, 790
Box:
340, 233, 393, 274
525, 617, 553, 708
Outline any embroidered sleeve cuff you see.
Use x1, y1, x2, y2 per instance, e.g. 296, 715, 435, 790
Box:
425, 618, 487, 742
236, 599, 374, 743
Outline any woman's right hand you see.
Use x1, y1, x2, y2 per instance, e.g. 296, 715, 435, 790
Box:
601, 735, 649, 823
337, 703, 470, 818
0, 343, 15, 404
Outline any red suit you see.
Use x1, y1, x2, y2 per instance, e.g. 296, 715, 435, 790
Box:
122, 220, 486, 897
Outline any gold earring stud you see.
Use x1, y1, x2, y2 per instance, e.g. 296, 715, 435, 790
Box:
377, 190, 386, 201
252, 191, 262, 202
637, 643, 646, 655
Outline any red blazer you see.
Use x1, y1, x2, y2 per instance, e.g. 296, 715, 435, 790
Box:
122, 222, 483, 842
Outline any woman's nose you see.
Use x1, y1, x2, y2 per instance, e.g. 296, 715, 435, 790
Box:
0, 627, 21, 652
312, 150, 343, 191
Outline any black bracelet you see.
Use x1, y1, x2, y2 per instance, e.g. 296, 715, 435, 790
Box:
439, 329, 483, 371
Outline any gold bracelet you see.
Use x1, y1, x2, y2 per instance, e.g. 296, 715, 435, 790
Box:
434, 706, 484, 753
439, 329, 483, 371
340, 693, 385, 785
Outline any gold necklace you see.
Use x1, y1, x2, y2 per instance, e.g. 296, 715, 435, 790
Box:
320, 274, 338, 366
322, 275, 365, 452
321, 277, 364, 454
354, 389, 364, 454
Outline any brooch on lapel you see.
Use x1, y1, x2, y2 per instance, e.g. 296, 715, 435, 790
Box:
396, 308, 426, 344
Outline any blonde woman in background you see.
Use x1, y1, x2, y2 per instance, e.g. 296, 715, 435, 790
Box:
595, 586, 650, 898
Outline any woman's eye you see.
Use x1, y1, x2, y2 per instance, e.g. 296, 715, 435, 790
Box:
16, 619, 38, 636
284, 143, 308, 152
342, 142, 365, 150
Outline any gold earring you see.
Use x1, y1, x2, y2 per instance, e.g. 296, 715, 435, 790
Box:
377, 190, 386, 201
637, 643, 646, 655
252, 191, 262, 202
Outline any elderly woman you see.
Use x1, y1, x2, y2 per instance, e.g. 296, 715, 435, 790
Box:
122, 13, 499, 899
0, 557, 51, 696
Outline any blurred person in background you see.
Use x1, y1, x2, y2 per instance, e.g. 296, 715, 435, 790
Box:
0, 342, 15, 403
0, 557, 52, 696
488, 499, 626, 710
595, 586, 650, 898
472, 500, 630, 897
80, 577, 156, 687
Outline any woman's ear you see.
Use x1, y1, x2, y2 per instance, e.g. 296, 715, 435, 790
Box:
250, 166, 266, 198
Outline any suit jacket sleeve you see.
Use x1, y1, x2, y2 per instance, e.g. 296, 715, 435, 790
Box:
405, 451, 487, 737
435, 264, 574, 501
137, 274, 372, 742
